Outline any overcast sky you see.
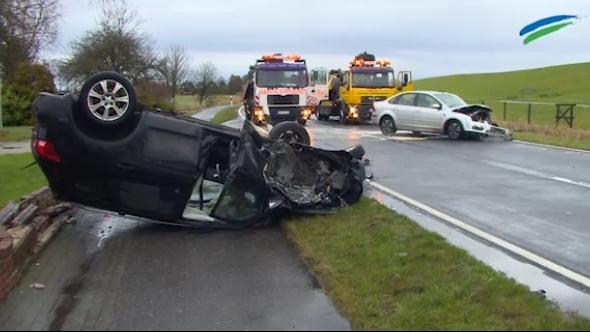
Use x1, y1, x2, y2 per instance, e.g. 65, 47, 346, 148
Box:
47, 0, 590, 79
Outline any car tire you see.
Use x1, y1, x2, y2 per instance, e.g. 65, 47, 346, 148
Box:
379, 115, 397, 136
79, 71, 137, 127
345, 145, 365, 159
446, 120, 464, 140
269, 121, 311, 145
341, 179, 363, 205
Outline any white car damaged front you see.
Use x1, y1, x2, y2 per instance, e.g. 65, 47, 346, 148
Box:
451, 104, 512, 140
373, 91, 512, 140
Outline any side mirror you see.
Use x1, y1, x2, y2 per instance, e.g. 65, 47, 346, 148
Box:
432, 103, 442, 110
249, 65, 255, 71
403, 73, 410, 85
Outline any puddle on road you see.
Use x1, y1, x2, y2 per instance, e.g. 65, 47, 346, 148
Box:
366, 187, 590, 318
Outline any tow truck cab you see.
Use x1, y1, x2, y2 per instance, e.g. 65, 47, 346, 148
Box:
244, 54, 313, 126
319, 53, 413, 123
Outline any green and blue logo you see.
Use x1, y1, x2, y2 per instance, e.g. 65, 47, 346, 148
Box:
520, 15, 580, 45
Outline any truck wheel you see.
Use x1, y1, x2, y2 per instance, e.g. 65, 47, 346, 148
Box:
316, 106, 326, 121
269, 122, 311, 145
339, 103, 349, 124
79, 71, 137, 127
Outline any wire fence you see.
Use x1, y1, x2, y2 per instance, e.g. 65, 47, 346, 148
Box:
467, 99, 590, 129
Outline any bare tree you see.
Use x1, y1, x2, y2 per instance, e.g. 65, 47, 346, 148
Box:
59, 0, 157, 85
0, 0, 61, 78
159, 46, 189, 102
193, 62, 218, 104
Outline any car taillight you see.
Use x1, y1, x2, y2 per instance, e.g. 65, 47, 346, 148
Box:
33, 139, 61, 163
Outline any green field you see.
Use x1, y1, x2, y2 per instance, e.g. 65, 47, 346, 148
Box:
211, 106, 239, 125
415, 62, 590, 130
284, 198, 590, 330
175, 94, 240, 116
0, 153, 46, 207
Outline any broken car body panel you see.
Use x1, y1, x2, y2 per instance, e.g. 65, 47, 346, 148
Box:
451, 104, 512, 139
31, 93, 366, 229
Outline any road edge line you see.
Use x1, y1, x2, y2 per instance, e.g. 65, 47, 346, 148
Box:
366, 180, 590, 289
515, 140, 590, 154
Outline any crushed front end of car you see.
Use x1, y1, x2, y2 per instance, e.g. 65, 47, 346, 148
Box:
453, 105, 512, 140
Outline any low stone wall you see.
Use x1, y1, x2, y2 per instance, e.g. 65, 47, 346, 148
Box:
0, 187, 72, 301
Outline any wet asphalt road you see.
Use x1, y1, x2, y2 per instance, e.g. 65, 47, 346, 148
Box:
301, 117, 590, 278
0, 108, 349, 331
0, 212, 348, 330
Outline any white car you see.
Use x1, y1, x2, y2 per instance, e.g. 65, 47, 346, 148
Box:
372, 91, 511, 140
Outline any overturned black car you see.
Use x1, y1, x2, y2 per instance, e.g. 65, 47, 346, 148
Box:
31, 72, 367, 229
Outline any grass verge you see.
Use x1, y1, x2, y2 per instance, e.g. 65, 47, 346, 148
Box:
211, 106, 239, 125
513, 132, 590, 151
175, 94, 240, 116
0, 153, 46, 207
283, 197, 590, 330
0, 126, 33, 143
501, 121, 590, 151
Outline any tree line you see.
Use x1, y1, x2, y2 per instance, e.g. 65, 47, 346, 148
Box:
1, 0, 244, 126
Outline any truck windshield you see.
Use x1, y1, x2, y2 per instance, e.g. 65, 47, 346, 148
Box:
256, 69, 307, 88
352, 71, 394, 88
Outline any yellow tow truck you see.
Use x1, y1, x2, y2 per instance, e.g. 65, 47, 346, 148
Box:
315, 52, 413, 123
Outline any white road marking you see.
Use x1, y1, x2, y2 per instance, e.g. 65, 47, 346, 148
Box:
483, 160, 590, 190
366, 180, 590, 289
515, 140, 590, 155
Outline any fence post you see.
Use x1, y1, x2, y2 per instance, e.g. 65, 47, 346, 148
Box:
0, 64, 3, 130
503, 102, 507, 120
527, 103, 531, 124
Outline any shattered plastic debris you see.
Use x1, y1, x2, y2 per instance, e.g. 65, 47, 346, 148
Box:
30, 283, 45, 290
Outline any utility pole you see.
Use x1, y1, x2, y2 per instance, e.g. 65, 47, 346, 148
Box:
0, 63, 4, 130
